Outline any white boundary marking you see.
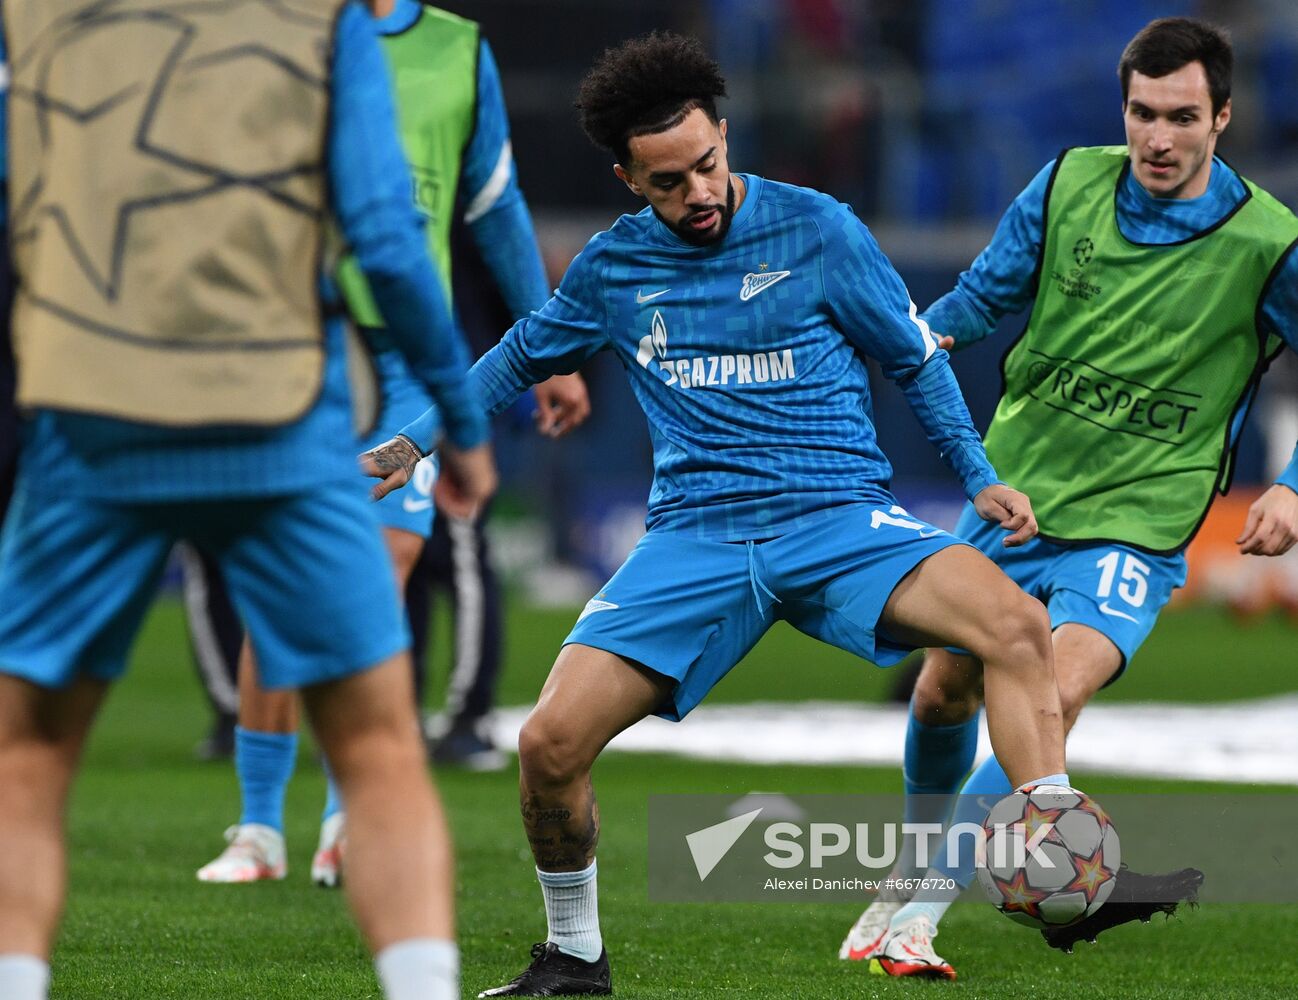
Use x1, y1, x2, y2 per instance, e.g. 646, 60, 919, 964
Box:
490, 696, 1298, 786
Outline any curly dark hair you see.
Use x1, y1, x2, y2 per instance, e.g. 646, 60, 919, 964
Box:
576, 31, 727, 163
1119, 18, 1232, 117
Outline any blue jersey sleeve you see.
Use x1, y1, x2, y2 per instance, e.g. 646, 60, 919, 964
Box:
923, 160, 1055, 347
329, 2, 487, 449
1261, 244, 1298, 493
461, 40, 550, 320
400, 239, 609, 449
820, 206, 999, 499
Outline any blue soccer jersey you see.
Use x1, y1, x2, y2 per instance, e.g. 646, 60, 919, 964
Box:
404, 174, 1000, 541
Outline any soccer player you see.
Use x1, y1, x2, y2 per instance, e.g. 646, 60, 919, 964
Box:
0, 3, 495, 999
842, 17, 1298, 979
194, 0, 581, 889
370, 32, 1078, 997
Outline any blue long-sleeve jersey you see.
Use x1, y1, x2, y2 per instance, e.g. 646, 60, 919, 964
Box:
0, 1, 487, 501
928, 155, 1298, 495
404, 174, 1000, 541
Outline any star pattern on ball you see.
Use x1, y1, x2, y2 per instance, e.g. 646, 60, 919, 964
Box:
1019, 801, 1064, 846
996, 869, 1049, 921
1064, 843, 1115, 908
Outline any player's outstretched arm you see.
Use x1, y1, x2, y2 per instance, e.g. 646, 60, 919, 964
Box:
1236, 482, 1298, 556
359, 434, 497, 519
973, 483, 1039, 548
921, 159, 1057, 350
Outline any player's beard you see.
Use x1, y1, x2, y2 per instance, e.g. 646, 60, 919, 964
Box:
661, 180, 736, 247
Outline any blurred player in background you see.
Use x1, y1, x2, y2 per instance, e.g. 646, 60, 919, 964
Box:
843, 17, 1298, 979
0, 3, 495, 999
194, 0, 584, 889
371, 32, 1081, 997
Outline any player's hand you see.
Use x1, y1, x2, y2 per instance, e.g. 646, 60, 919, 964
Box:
936, 333, 955, 351
533, 373, 591, 438
973, 483, 1038, 548
433, 441, 498, 520
359, 434, 423, 502
1236, 483, 1298, 556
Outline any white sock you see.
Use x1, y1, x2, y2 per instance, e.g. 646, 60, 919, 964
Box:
0, 955, 50, 1000
891, 898, 954, 931
374, 938, 458, 1000
537, 861, 602, 962
1019, 772, 1072, 790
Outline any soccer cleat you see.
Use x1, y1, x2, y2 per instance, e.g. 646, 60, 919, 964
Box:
839, 890, 908, 961
1042, 865, 1204, 953
196, 823, 286, 883
310, 811, 346, 888
433, 724, 508, 772
868, 917, 957, 980
477, 942, 612, 996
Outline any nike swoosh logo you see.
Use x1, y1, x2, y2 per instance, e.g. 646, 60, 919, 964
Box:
918, 529, 944, 539
402, 496, 434, 513
577, 599, 620, 622
636, 288, 671, 304
1099, 602, 1139, 623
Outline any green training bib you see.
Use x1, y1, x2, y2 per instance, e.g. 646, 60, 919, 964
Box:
985, 146, 1298, 553
335, 4, 479, 325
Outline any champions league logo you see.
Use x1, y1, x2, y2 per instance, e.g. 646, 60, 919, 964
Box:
1053, 235, 1102, 300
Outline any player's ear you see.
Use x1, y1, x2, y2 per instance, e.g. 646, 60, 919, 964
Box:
1212, 98, 1231, 135
614, 163, 642, 197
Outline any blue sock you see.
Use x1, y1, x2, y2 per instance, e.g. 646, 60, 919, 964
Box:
236, 726, 298, 833
321, 758, 343, 822
897, 704, 979, 879
903, 702, 981, 803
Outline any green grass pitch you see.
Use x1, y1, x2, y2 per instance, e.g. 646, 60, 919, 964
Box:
51, 597, 1298, 998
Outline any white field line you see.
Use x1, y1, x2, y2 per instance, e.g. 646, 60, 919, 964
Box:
489, 696, 1298, 786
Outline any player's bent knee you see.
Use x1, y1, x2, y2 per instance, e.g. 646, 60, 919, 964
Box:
911, 655, 982, 726
517, 711, 593, 788
980, 594, 1052, 671
1057, 683, 1092, 733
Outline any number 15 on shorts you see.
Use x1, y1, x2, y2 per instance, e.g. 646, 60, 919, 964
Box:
1094, 551, 1150, 622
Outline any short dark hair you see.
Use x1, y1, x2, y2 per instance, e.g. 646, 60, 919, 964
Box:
1118, 17, 1232, 116
576, 32, 727, 164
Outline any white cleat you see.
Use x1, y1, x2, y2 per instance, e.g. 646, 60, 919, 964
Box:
839, 893, 907, 961
196, 824, 286, 883
310, 811, 345, 888
869, 917, 957, 980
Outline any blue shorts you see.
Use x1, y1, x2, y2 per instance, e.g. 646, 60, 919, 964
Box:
950, 503, 1187, 676
0, 477, 409, 690
565, 501, 967, 720
364, 347, 439, 539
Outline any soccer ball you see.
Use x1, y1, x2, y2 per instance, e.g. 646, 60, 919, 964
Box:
975, 784, 1120, 929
